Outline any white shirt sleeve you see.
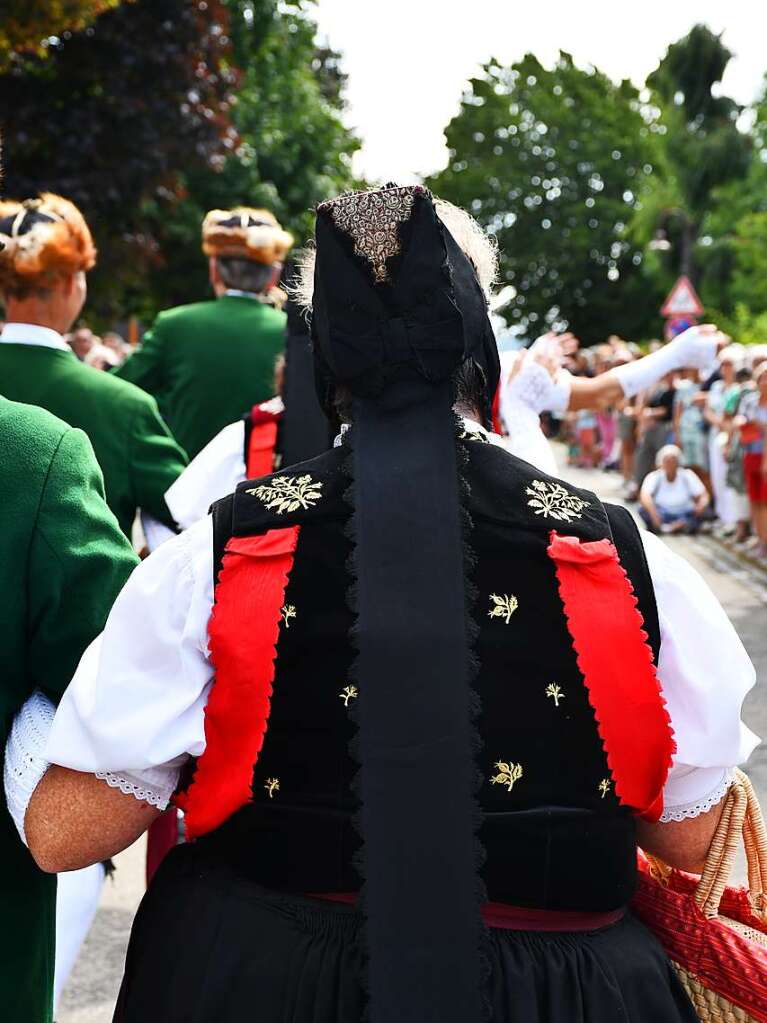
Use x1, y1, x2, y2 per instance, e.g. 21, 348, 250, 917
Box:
641, 529, 760, 821
45, 516, 216, 792
164, 421, 246, 531
682, 469, 706, 499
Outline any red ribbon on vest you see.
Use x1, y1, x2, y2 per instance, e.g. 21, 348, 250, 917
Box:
546, 531, 676, 822
247, 419, 279, 478
175, 526, 300, 839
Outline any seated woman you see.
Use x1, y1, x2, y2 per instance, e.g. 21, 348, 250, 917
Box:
639, 444, 710, 535
7, 186, 758, 1023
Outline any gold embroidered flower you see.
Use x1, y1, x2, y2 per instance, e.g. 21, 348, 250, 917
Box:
281, 605, 297, 628
246, 474, 323, 514
488, 593, 519, 624
490, 760, 523, 793
545, 683, 565, 707
598, 778, 612, 799
339, 685, 359, 707
525, 479, 589, 523
265, 778, 280, 799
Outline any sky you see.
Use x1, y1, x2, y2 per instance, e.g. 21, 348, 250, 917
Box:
313, 0, 767, 183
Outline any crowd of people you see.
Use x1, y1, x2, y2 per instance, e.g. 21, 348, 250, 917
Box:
552, 336, 767, 556
0, 182, 761, 1023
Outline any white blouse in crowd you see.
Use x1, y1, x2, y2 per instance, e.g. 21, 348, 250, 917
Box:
31, 417, 759, 828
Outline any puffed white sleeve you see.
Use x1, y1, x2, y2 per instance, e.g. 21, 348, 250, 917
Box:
641, 530, 761, 821
45, 515, 216, 804
165, 421, 246, 532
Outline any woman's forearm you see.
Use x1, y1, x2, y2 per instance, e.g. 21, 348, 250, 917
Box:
26, 766, 161, 873
567, 373, 625, 412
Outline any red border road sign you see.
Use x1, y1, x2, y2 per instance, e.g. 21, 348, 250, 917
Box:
661, 275, 704, 318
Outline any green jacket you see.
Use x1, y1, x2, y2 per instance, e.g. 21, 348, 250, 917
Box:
115, 294, 286, 458
0, 341, 187, 536
0, 398, 138, 1023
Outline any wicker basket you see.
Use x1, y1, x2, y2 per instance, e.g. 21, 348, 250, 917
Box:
634, 770, 767, 1023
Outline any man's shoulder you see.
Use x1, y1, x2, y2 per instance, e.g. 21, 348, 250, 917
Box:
0, 397, 71, 464
63, 358, 160, 413
156, 299, 219, 326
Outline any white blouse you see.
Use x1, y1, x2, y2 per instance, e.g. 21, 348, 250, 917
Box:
38, 485, 759, 825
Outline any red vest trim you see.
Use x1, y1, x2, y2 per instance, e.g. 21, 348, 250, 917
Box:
547, 531, 676, 822
175, 525, 300, 839
247, 419, 279, 478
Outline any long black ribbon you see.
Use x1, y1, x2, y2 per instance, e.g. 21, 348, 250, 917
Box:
351, 377, 483, 1023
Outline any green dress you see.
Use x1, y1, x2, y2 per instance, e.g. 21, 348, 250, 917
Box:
114, 294, 286, 458
0, 397, 138, 1023
0, 340, 187, 536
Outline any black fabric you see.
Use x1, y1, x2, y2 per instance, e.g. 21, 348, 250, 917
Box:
604, 503, 661, 662
280, 296, 332, 467
196, 439, 659, 912
211, 493, 235, 587
114, 843, 697, 1023
307, 186, 500, 1023
647, 387, 675, 423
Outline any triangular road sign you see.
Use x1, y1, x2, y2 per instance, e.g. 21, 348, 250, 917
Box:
661, 275, 704, 318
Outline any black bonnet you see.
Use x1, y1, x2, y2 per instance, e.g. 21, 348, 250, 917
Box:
311, 184, 499, 417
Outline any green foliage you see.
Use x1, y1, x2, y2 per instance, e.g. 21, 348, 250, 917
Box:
0, 0, 358, 321
428, 52, 659, 342
140, 0, 360, 314
707, 303, 767, 347
643, 24, 752, 287
0, 0, 126, 68
0, 0, 236, 320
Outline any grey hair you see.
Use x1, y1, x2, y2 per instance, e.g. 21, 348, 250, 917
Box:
656, 444, 682, 467
292, 197, 498, 312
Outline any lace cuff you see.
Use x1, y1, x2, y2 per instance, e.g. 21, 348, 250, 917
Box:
95, 764, 179, 810
659, 768, 735, 823
4, 690, 55, 845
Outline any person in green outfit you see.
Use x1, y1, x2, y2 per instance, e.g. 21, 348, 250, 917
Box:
0, 396, 138, 1023
0, 194, 187, 542
114, 206, 293, 458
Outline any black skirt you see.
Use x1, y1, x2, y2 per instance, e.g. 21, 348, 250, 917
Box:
114, 844, 697, 1023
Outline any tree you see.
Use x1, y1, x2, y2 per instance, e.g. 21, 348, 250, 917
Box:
0, 0, 126, 68
0, 0, 237, 318
640, 25, 752, 291
139, 0, 360, 315
428, 52, 659, 343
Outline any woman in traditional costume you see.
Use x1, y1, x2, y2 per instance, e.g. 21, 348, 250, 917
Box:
8, 186, 758, 1023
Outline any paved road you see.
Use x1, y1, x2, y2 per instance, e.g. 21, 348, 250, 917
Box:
58, 457, 767, 1022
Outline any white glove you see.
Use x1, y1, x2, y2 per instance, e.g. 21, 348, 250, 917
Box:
613, 326, 720, 399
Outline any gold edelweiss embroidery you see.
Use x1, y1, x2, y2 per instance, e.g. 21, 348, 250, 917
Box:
525, 479, 589, 523
488, 593, 519, 624
598, 778, 612, 799
339, 685, 359, 707
265, 778, 280, 799
491, 760, 523, 793
281, 605, 297, 628
545, 683, 565, 707
246, 474, 323, 514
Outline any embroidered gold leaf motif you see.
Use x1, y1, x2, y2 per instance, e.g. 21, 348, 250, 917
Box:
545, 683, 565, 707
339, 685, 358, 707
246, 474, 323, 514
488, 593, 519, 624
458, 428, 490, 443
525, 479, 589, 523
598, 778, 612, 799
491, 760, 523, 793
281, 605, 297, 628
265, 778, 280, 799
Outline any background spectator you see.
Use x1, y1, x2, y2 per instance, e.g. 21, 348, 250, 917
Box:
639, 444, 709, 535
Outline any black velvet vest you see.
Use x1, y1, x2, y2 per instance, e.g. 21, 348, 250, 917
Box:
198, 435, 660, 911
